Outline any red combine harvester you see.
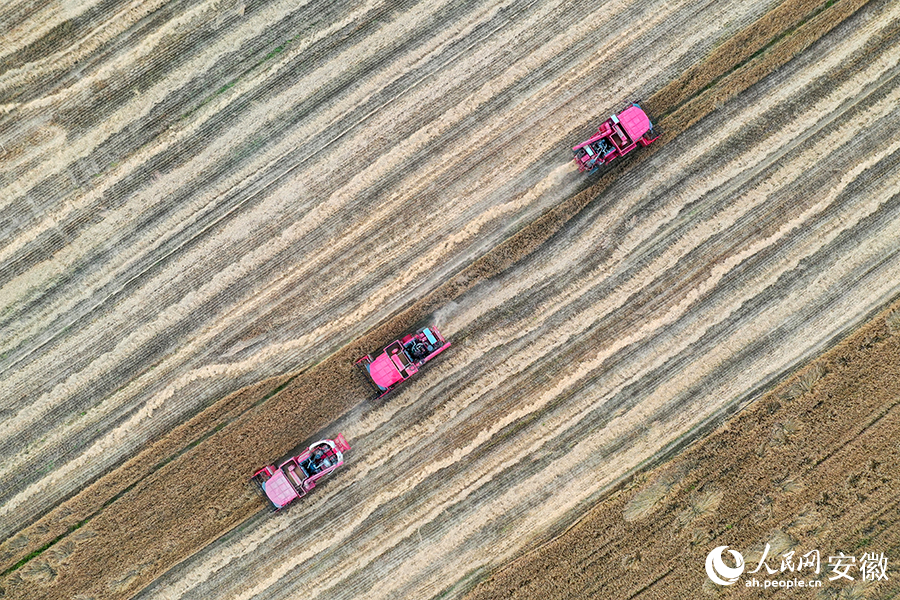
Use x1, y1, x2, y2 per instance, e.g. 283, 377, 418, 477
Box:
252, 434, 350, 510
572, 102, 660, 173
356, 326, 450, 398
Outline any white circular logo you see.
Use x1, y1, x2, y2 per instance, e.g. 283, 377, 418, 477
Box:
705, 545, 745, 585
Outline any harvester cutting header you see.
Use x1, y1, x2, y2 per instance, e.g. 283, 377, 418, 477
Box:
572, 103, 660, 173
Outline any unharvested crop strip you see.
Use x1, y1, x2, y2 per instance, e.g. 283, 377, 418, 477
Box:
654, 0, 845, 115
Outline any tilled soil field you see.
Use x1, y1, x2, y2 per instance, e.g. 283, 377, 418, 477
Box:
1, 0, 899, 598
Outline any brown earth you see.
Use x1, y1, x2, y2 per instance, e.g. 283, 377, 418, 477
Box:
1, 0, 899, 598
463, 299, 900, 600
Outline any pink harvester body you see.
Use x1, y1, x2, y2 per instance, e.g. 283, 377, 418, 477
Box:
252, 434, 351, 510
356, 326, 450, 397
572, 103, 660, 173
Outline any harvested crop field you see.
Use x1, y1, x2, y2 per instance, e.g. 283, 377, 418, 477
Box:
463, 299, 900, 599
1, 0, 899, 598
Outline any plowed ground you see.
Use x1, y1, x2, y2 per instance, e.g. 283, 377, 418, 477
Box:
1, 0, 899, 598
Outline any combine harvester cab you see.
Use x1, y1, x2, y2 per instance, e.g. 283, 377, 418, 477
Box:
252, 434, 351, 511
356, 326, 450, 398
572, 102, 661, 173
